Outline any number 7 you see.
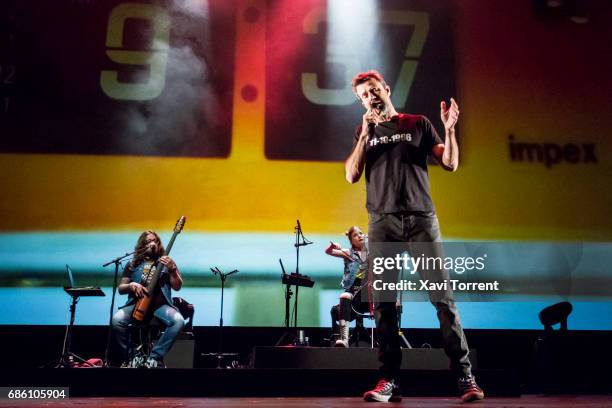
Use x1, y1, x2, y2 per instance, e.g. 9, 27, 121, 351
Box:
380, 10, 429, 109
301, 8, 429, 107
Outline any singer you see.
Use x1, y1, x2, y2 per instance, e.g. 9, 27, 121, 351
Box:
111, 231, 184, 368
326, 226, 370, 347
345, 70, 483, 403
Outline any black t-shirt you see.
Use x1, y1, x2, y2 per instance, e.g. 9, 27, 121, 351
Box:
353, 113, 443, 213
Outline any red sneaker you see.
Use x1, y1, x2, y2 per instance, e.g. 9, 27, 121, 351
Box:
363, 378, 401, 402
458, 375, 485, 402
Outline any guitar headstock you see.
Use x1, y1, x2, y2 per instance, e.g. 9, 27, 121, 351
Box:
174, 216, 186, 233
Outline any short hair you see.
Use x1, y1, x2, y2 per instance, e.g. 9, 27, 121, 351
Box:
351, 70, 388, 96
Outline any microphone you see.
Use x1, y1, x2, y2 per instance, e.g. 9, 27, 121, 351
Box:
368, 102, 384, 130
372, 100, 383, 112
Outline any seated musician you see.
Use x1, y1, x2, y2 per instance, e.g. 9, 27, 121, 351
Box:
111, 230, 185, 368
326, 226, 370, 347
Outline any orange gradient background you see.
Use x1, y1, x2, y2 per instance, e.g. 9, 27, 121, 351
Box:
0, 0, 610, 241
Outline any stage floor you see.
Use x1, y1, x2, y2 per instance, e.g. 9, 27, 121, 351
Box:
2, 396, 611, 407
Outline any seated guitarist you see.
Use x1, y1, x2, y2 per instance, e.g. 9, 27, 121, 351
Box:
326, 226, 370, 347
111, 230, 185, 368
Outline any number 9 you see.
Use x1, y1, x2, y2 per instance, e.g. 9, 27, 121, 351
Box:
100, 3, 170, 101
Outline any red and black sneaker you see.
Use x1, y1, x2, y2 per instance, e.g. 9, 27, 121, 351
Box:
458, 375, 485, 402
363, 378, 402, 403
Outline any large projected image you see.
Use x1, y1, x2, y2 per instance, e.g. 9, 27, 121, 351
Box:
0, 0, 611, 330
1, 0, 235, 157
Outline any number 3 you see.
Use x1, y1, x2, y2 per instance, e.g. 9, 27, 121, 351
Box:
301, 8, 429, 108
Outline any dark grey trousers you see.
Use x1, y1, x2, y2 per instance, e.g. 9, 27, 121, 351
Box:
367, 211, 472, 380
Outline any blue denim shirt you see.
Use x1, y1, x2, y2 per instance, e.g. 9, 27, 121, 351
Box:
341, 247, 368, 290
119, 261, 175, 309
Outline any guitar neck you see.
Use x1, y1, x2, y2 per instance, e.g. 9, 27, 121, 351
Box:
165, 231, 179, 256
145, 231, 178, 291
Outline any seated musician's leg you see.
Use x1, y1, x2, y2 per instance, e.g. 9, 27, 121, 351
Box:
351, 290, 371, 346
111, 305, 134, 364
148, 304, 185, 367
331, 304, 339, 332
335, 292, 353, 348
352, 289, 368, 320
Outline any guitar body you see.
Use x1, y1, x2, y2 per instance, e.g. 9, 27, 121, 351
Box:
132, 296, 151, 322
132, 288, 155, 322
131, 216, 186, 322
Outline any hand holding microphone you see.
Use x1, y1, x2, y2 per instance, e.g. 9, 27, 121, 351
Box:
362, 106, 384, 135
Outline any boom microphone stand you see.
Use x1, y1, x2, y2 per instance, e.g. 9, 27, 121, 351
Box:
275, 220, 314, 346
102, 250, 136, 367
202, 267, 239, 368
293, 219, 312, 327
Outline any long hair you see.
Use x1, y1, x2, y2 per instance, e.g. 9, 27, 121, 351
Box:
131, 230, 166, 267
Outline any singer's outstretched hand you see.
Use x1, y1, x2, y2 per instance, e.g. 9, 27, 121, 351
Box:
440, 97, 460, 131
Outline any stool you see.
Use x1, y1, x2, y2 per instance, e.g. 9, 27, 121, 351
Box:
350, 313, 377, 348
127, 299, 195, 367
126, 319, 164, 367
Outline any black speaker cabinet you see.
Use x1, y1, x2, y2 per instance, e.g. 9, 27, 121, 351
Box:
164, 332, 195, 368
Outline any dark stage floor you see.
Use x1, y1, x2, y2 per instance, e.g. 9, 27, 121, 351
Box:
2, 396, 612, 408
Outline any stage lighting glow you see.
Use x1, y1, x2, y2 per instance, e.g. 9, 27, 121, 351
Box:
301, 0, 379, 106
172, 0, 210, 18
327, 0, 379, 52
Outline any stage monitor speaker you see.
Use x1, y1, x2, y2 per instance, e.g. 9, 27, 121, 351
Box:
251, 347, 477, 370
164, 332, 195, 368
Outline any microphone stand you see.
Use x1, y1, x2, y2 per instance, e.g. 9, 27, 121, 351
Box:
293, 220, 312, 327
276, 221, 313, 346
102, 251, 135, 367
398, 252, 412, 348
203, 267, 239, 368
